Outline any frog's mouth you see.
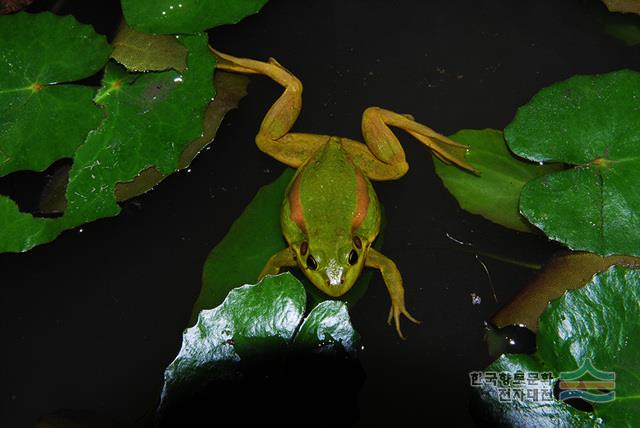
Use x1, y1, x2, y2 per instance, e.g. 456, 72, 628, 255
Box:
325, 259, 344, 287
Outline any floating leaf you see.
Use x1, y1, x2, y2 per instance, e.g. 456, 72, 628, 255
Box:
491, 251, 640, 332
38, 71, 249, 212
111, 21, 187, 72
433, 129, 561, 233
505, 70, 640, 256
161, 273, 358, 410
121, 0, 269, 34
0, 12, 111, 176
0, 33, 215, 253
473, 265, 640, 426
192, 169, 385, 322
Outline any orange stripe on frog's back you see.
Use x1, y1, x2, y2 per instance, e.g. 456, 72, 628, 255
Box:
288, 171, 307, 233
352, 169, 369, 230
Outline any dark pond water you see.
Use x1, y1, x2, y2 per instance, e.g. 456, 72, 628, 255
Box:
2, 0, 639, 426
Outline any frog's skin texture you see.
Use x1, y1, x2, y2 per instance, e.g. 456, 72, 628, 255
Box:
213, 49, 475, 338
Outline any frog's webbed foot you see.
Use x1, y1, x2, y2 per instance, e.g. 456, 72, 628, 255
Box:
209, 47, 330, 168
346, 106, 479, 181
387, 302, 421, 340
365, 248, 421, 339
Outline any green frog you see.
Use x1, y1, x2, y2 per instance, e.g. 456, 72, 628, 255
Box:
213, 49, 475, 338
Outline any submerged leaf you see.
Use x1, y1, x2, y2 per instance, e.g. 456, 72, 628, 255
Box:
433, 129, 561, 233
121, 0, 269, 34
161, 273, 358, 410
602, 0, 640, 14
505, 70, 640, 256
111, 21, 188, 72
474, 265, 640, 426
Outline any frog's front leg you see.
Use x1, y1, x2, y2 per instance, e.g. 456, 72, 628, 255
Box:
365, 248, 420, 339
343, 107, 478, 180
258, 247, 297, 278
211, 48, 328, 167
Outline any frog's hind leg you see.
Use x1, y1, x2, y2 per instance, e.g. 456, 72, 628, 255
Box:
344, 106, 478, 181
211, 48, 326, 167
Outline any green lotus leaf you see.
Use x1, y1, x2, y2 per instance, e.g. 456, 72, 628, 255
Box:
161, 272, 358, 410
121, 0, 269, 34
0, 12, 111, 176
433, 129, 561, 233
0, 33, 216, 252
473, 265, 640, 426
505, 70, 640, 255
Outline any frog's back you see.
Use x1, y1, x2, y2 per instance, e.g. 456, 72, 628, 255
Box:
282, 137, 380, 244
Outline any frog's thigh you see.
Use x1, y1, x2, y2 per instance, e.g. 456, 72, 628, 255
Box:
341, 138, 408, 181
257, 133, 329, 168
259, 247, 298, 279
360, 106, 477, 174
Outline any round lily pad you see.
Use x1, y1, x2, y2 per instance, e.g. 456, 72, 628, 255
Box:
473, 265, 640, 426
0, 12, 111, 176
433, 129, 561, 233
505, 69, 640, 255
121, 0, 269, 34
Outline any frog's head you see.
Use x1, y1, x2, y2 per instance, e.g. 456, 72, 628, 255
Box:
293, 235, 368, 297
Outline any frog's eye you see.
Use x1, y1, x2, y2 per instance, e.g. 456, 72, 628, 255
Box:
300, 241, 308, 256
348, 250, 358, 265
353, 236, 362, 249
306, 255, 318, 270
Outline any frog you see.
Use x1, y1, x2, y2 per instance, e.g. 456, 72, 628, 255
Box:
212, 49, 476, 338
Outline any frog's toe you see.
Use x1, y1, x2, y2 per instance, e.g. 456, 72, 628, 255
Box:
387, 304, 421, 339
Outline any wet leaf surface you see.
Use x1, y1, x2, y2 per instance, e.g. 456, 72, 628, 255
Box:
492, 251, 640, 331
111, 21, 188, 72
0, 12, 110, 176
38, 72, 248, 212
505, 70, 640, 256
0, 33, 215, 252
160, 273, 358, 412
121, 0, 269, 34
474, 265, 640, 426
433, 129, 561, 233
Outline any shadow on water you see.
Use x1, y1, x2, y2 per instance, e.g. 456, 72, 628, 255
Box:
157, 350, 365, 427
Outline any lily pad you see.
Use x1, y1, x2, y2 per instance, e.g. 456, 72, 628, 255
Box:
505, 69, 640, 256
160, 272, 359, 410
38, 71, 249, 213
0, 12, 111, 176
121, 0, 269, 35
433, 129, 561, 233
192, 169, 385, 322
473, 265, 640, 426
0, 33, 215, 253
492, 251, 640, 332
